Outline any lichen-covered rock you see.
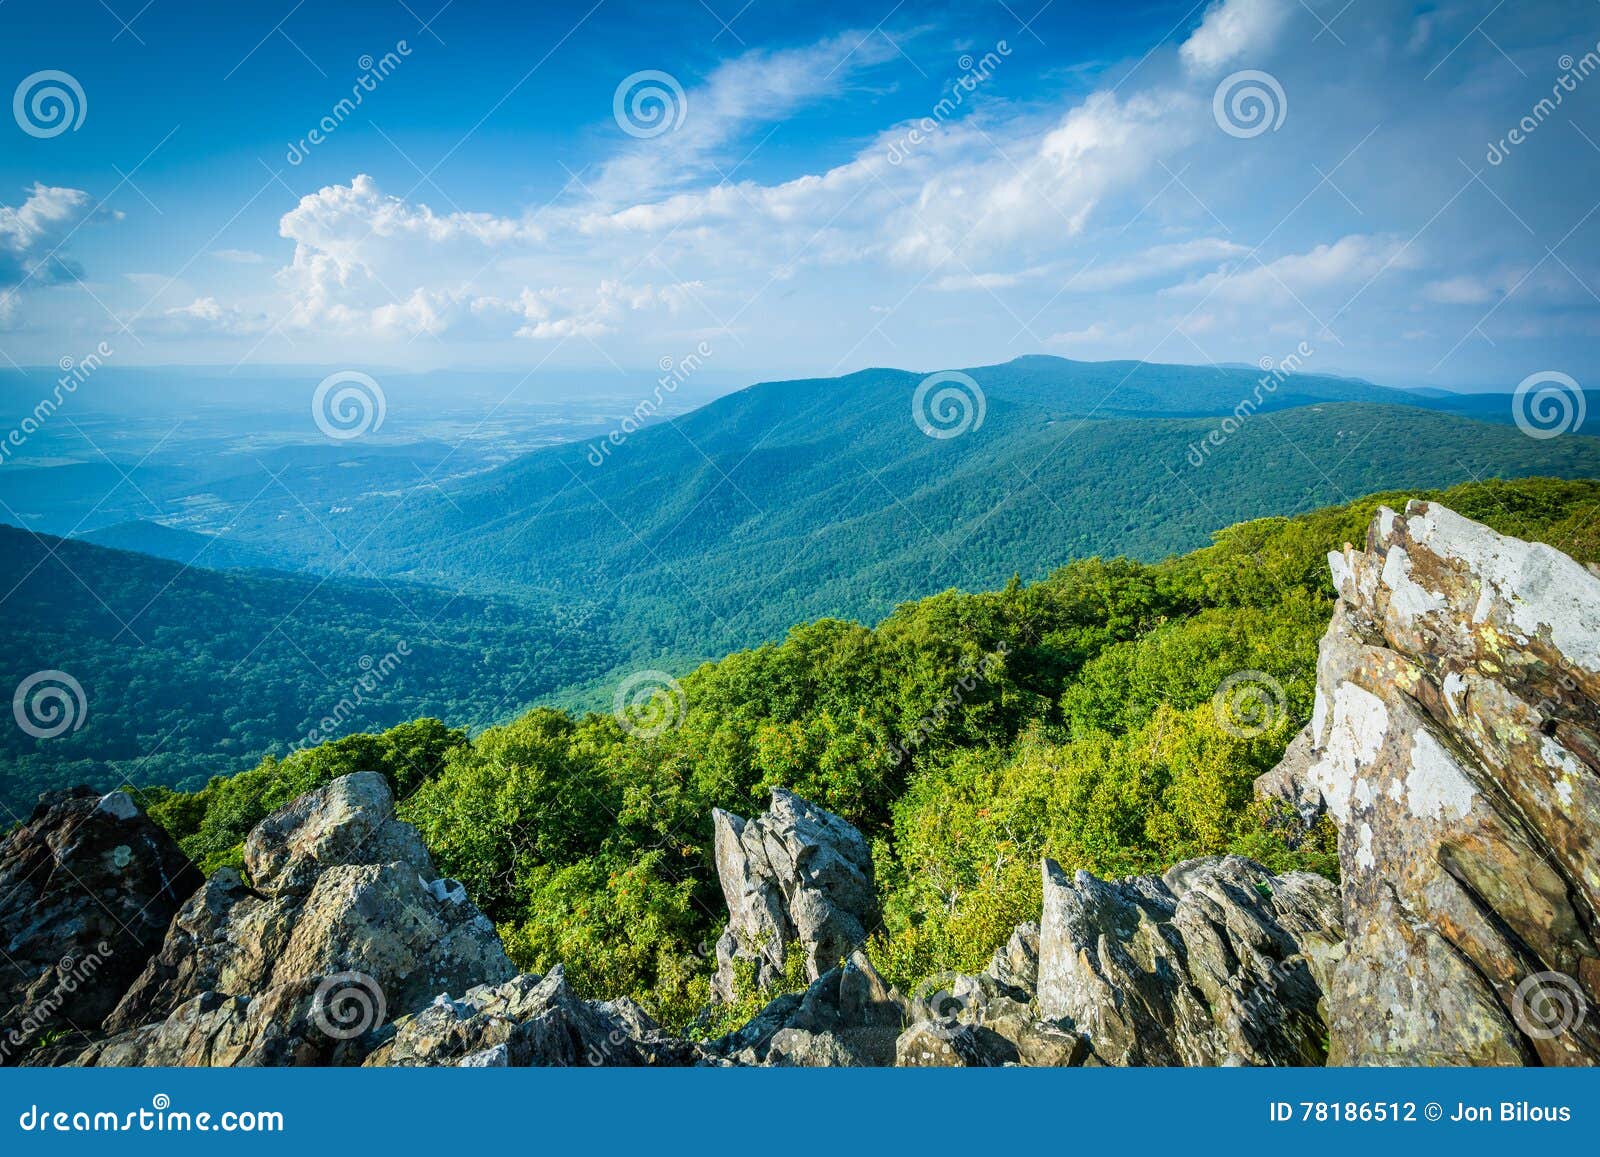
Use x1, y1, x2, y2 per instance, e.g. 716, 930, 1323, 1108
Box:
1280, 501, 1600, 1065
894, 920, 1088, 1067
364, 966, 701, 1067
0, 788, 202, 1064
711, 789, 880, 1002
708, 950, 907, 1066
83, 772, 514, 1065
895, 1020, 1021, 1067
1254, 725, 1327, 844
1037, 855, 1342, 1066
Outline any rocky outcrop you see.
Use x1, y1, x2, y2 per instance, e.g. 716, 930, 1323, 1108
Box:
1272, 500, 1600, 1065
76, 773, 515, 1066
0, 788, 202, 1064
711, 789, 880, 1002
707, 950, 907, 1066
895, 923, 1090, 1067
365, 966, 701, 1067
1037, 855, 1343, 1066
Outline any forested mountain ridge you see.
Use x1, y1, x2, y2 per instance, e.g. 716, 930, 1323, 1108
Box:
6, 353, 1600, 818
129, 476, 1600, 1030
231, 356, 1600, 666
0, 527, 616, 809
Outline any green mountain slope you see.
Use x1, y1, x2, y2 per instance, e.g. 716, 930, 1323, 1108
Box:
0, 528, 616, 810
75, 521, 279, 571
138, 476, 1600, 1028
234, 359, 1600, 668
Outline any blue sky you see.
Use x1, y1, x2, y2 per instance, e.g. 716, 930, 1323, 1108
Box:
1, 0, 1598, 389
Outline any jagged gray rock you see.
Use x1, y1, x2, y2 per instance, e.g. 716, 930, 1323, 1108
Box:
1275, 500, 1600, 1065
895, 920, 1089, 1067
711, 788, 880, 1002
1037, 854, 1342, 1066
0, 788, 203, 1064
1254, 725, 1326, 844
364, 966, 701, 1067
708, 950, 907, 1066
80, 772, 514, 1066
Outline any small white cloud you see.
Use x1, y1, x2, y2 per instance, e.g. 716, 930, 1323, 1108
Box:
1179, 0, 1290, 73
1, 183, 110, 324
211, 248, 267, 264
1165, 234, 1419, 304
1424, 275, 1497, 305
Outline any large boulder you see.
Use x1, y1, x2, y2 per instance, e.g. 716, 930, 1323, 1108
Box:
895, 922, 1089, 1067
1277, 501, 1600, 1065
364, 966, 702, 1067
1037, 855, 1343, 1066
0, 788, 202, 1064
711, 788, 880, 1001
707, 950, 908, 1066
79, 772, 515, 1065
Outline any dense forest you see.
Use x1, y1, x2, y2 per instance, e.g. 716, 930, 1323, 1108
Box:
228, 358, 1600, 670
132, 476, 1600, 1030
7, 372, 1600, 813
0, 528, 618, 807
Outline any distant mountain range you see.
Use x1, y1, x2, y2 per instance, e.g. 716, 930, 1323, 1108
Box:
3, 355, 1598, 810
222, 355, 1600, 655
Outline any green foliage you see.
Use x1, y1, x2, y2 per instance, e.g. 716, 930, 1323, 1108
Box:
144, 718, 465, 873
134, 477, 1600, 1030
